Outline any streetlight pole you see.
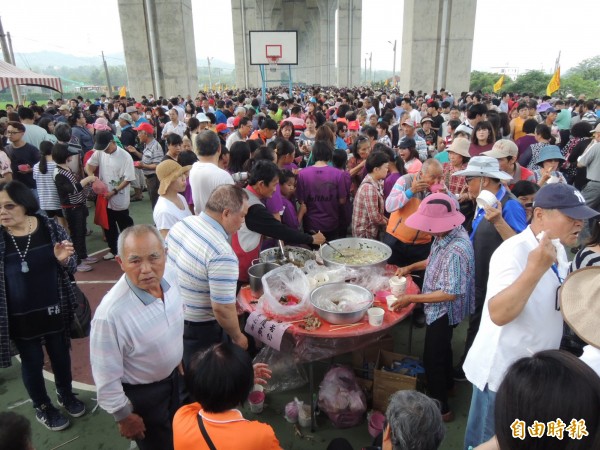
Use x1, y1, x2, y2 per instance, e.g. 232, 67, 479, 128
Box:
388, 40, 397, 86
207, 57, 214, 91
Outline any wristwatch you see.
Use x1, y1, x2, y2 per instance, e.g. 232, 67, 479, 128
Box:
112, 188, 119, 195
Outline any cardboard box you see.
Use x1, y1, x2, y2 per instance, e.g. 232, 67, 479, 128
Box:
352, 335, 394, 381
373, 350, 419, 412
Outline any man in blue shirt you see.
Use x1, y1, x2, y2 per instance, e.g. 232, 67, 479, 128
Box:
451, 154, 527, 381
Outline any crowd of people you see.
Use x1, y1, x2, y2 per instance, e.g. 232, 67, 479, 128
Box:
1, 85, 600, 450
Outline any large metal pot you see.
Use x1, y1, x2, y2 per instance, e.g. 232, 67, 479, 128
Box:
259, 246, 315, 268
310, 282, 373, 324
320, 238, 391, 270
248, 262, 280, 297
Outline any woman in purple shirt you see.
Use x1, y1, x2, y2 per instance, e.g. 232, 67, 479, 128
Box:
297, 142, 348, 241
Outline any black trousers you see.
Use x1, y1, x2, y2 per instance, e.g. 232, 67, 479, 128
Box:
123, 370, 179, 450
145, 174, 160, 209
106, 208, 134, 254
423, 314, 454, 414
63, 205, 88, 263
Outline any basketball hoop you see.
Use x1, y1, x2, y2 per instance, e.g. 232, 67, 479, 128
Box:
268, 56, 279, 73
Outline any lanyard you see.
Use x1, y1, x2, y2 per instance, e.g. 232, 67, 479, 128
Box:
550, 263, 564, 284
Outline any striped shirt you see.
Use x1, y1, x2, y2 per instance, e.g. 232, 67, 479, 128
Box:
53, 166, 87, 207
166, 212, 239, 322
33, 161, 61, 210
422, 226, 475, 326
90, 269, 183, 421
141, 138, 164, 176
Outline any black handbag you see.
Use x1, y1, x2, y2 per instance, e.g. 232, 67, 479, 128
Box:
70, 281, 92, 339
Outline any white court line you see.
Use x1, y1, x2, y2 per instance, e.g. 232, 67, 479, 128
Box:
88, 247, 110, 256
16, 356, 97, 392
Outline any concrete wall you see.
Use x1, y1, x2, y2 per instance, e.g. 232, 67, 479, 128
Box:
231, 0, 362, 88
118, 0, 198, 99
400, 0, 476, 94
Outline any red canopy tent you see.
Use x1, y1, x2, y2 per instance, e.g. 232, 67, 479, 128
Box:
0, 60, 62, 93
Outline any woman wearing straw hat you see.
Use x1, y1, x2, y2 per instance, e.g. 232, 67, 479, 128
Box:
153, 160, 192, 239
390, 193, 475, 422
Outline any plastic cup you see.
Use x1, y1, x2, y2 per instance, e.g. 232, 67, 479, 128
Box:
298, 404, 311, 427
386, 295, 397, 311
248, 390, 265, 413
389, 276, 407, 295
368, 307, 385, 326
313, 272, 330, 286
476, 190, 498, 208
547, 175, 560, 184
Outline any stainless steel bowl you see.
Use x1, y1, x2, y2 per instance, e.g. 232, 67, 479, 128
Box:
320, 238, 392, 270
248, 262, 280, 297
259, 246, 315, 268
310, 282, 374, 325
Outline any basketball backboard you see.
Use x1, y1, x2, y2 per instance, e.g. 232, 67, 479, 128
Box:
249, 31, 298, 65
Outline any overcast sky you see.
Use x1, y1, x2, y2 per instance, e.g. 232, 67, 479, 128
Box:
2, 0, 597, 75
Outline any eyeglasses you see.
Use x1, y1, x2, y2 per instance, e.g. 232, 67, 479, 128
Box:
523, 202, 534, 208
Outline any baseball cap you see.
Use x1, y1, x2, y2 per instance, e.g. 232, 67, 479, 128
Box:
197, 112, 210, 123
454, 124, 472, 136
125, 106, 137, 114
533, 183, 599, 220
216, 123, 229, 134
93, 130, 114, 151
134, 122, 154, 134
482, 139, 518, 159
421, 117, 434, 124
401, 120, 415, 127
119, 113, 134, 124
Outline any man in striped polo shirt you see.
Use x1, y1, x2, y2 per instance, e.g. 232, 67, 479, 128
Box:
166, 185, 249, 373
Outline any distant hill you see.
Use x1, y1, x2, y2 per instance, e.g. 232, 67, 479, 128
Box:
12, 51, 235, 71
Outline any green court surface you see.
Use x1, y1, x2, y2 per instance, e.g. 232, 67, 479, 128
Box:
1, 196, 471, 449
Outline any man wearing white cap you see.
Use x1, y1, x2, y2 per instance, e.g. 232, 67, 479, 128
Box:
463, 182, 599, 449
451, 155, 527, 382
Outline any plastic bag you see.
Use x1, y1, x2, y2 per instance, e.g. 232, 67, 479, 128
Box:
91, 179, 109, 195
347, 266, 390, 293
318, 366, 367, 428
253, 346, 307, 393
303, 260, 350, 289
258, 264, 313, 320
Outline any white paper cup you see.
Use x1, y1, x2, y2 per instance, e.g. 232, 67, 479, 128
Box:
389, 276, 407, 295
368, 307, 385, 326
248, 391, 265, 413
386, 295, 397, 311
476, 190, 498, 208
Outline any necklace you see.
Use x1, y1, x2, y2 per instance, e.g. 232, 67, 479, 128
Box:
6, 217, 33, 273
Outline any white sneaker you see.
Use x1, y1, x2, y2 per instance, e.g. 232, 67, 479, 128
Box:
77, 264, 92, 272
83, 256, 99, 264
103, 252, 115, 260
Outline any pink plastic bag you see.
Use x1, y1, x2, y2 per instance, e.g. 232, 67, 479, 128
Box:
318, 366, 367, 428
92, 179, 109, 195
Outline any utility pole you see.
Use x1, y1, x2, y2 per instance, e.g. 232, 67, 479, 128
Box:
364, 56, 367, 85
207, 57, 214, 91
102, 51, 112, 97
0, 18, 20, 105
369, 52, 373, 85
388, 40, 397, 87
7, 31, 21, 103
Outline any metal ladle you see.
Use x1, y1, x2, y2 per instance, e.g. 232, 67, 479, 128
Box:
278, 240, 289, 263
324, 242, 346, 258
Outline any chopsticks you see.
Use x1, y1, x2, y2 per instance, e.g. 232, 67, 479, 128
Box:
329, 323, 364, 331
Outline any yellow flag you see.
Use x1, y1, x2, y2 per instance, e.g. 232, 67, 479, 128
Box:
384, 78, 389, 86
493, 75, 504, 93
547, 67, 560, 96
118, 86, 127, 97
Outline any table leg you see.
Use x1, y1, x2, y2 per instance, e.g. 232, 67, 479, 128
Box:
408, 319, 414, 354
309, 362, 315, 431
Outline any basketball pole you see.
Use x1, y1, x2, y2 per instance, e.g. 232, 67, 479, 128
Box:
258, 64, 293, 101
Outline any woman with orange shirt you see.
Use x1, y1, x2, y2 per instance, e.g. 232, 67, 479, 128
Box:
173, 343, 280, 450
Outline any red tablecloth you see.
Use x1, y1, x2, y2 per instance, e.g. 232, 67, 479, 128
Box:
237, 272, 418, 362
